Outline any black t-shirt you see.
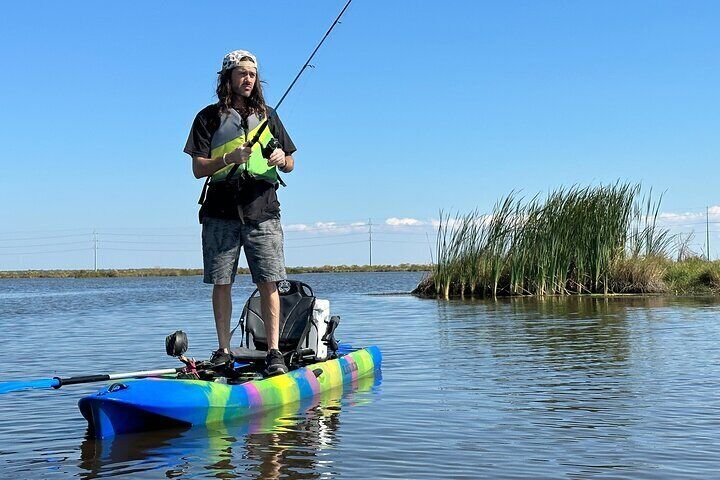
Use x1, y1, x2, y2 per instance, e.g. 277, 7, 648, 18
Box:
183, 104, 296, 223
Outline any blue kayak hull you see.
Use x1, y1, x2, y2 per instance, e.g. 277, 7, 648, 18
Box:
79, 346, 381, 438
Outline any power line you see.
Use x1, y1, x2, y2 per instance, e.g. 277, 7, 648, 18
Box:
0, 227, 90, 236
375, 240, 432, 245
285, 240, 367, 249
101, 247, 200, 253
99, 240, 197, 245
97, 233, 372, 245
283, 232, 367, 240
0, 241, 90, 249
0, 233, 91, 242
373, 231, 437, 237
369, 218, 372, 267
0, 248, 92, 256
655, 221, 720, 227
284, 223, 368, 233
99, 232, 197, 238
708, 207, 711, 261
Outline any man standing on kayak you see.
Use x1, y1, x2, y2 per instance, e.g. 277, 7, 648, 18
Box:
183, 50, 296, 377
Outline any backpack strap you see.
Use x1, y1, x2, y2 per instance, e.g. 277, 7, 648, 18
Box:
197, 176, 211, 205
232, 287, 260, 347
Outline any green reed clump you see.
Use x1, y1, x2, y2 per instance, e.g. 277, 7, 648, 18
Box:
417, 183, 673, 298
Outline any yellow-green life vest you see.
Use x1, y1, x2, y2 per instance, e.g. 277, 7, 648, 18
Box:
209, 110, 279, 184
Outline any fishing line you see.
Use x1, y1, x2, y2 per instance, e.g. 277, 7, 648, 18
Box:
224, 0, 354, 180
273, 0, 353, 112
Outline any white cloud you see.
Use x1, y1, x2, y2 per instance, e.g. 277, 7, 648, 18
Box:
385, 217, 425, 226
430, 214, 495, 229
657, 212, 702, 223
284, 217, 441, 234
657, 205, 720, 225
284, 223, 312, 232
284, 221, 366, 233
283, 206, 720, 233
314, 222, 338, 229
284, 222, 343, 232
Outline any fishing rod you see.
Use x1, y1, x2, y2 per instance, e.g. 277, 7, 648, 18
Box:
274, 0, 353, 113
225, 0, 354, 180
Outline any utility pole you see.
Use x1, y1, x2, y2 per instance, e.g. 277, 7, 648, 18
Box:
93, 229, 98, 271
426, 232, 434, 264
707, 207, 711, 261
368, 218, 373, 267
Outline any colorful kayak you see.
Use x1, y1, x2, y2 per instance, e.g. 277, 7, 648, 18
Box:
79, 346, 381, 438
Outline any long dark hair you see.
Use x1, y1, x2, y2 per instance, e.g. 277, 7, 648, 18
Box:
216, 58, 267, 118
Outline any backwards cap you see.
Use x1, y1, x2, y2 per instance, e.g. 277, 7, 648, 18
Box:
219, 50, 259, 74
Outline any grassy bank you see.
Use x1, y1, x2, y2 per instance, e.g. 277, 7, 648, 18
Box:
415, 257, 720, 297
0, 264, 430, 279
663, 258, 720, 294
414, 184, 717, 298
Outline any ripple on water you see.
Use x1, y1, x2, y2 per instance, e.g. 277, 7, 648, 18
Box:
1, 275, 720, 478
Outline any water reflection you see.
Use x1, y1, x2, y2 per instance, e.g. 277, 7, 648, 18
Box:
435, 296, 666, 363
77, 372, 380, 479
429, 295, 720, 476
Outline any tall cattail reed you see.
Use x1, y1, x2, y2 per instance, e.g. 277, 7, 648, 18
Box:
418, 183, 671, 298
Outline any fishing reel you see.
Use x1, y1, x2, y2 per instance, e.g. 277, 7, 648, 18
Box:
165, 330, 189, 357
260, 138, 281, 160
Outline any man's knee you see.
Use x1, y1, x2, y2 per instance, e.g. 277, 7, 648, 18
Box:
257, 281, 277, 296
213, 283, 232, 296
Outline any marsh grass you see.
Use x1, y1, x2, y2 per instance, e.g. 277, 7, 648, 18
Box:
417, 183, 676, 298
0, 264, 430, 279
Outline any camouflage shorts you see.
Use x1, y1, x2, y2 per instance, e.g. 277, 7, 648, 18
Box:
201, 217, 287, 285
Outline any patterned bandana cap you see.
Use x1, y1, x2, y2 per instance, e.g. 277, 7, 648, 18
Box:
219, 50, 259, 73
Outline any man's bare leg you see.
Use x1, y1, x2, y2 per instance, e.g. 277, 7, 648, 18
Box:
212, 284, 233, 353
258, 281, 280, 350
258, 281, 286, 375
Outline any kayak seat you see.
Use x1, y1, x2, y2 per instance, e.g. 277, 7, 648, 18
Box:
236, 280, 316, 355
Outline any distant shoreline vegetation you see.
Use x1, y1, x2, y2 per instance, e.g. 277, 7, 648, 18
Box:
0, 264, 430, 279
413, 183, 720, 298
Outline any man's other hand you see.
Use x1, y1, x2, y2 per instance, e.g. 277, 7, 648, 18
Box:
266, 148, 286, 167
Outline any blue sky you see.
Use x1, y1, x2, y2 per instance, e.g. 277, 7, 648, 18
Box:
1, 1, 719, 269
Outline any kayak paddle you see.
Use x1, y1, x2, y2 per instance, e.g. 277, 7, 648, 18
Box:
1, 331, 247, 395
0, 367, 185, 395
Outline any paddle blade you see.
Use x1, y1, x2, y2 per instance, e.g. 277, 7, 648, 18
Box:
0, 378, 60, 394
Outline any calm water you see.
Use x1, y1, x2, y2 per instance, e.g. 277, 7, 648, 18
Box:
1, 272, 719, 479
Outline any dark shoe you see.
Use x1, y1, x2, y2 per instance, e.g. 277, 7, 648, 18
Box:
264, 349, 288, 377
209, 349, 233, 367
